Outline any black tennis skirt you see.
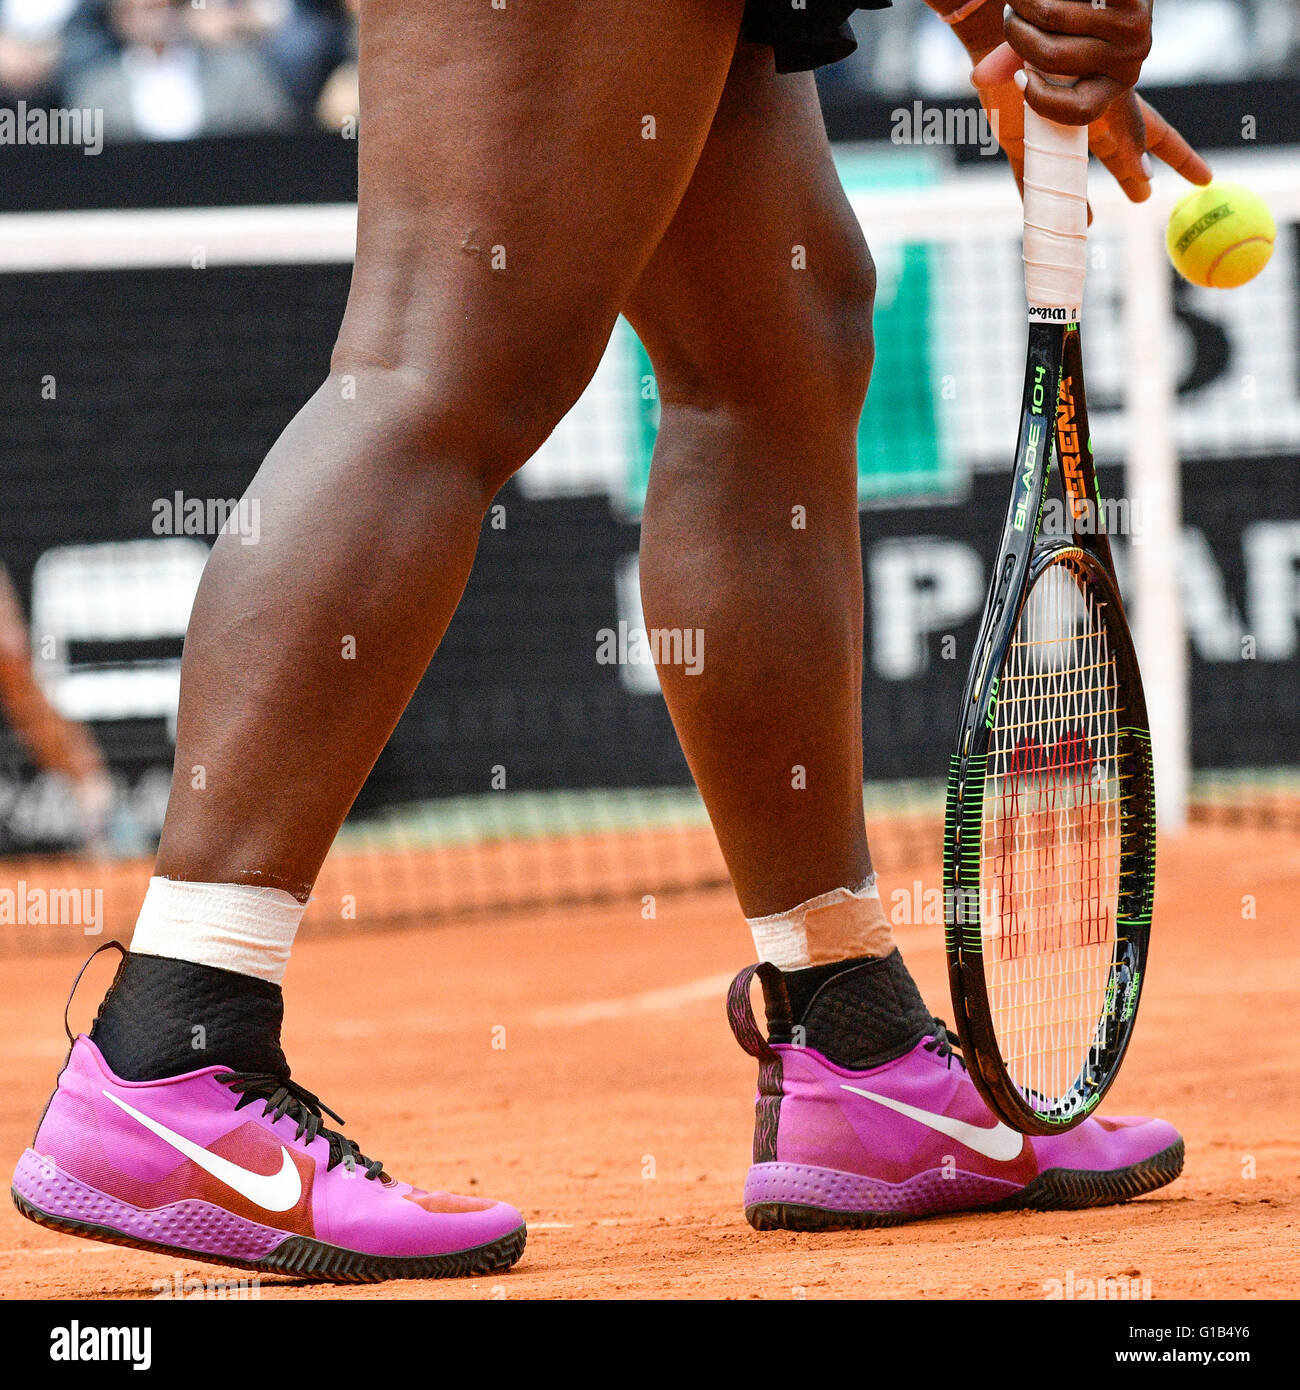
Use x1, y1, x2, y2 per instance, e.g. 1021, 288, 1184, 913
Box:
742, 0, 891, 74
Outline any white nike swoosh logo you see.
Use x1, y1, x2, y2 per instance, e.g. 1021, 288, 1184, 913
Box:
103, 1090, 303, 1212
839, 1085, 1025, 1162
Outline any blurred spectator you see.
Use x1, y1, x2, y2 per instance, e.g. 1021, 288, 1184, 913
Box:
0, 562, 113, 854
1255, 0, 1300, 71
7, 0, 1298, 141
58, 1, 118, 92
267, 0, 350, 115
0, 0, 78, 108
1143, 0, 1256, 83
827, 0, 1299, 100
64, 0, 292, 140
312, 0, 355, 130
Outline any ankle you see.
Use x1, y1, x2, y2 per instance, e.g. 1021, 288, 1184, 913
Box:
759, 949, 934, 1070
90, 952, 289, 1081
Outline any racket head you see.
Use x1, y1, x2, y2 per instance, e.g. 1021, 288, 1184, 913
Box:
945, 541, 1156, 1135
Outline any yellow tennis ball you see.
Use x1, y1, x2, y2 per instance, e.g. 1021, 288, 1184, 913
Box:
1166, 182, 1275, 289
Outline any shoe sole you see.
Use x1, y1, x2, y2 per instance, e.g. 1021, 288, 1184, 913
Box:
12, 1155, 526, 1284
745, 1137, 1185, 1232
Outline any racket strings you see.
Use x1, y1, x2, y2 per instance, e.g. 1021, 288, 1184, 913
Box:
982, 561, 1122, 1112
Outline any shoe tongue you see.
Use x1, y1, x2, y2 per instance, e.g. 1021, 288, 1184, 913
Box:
90, 952, 289, 1081
779, 951, 935, 1070
757, 964, 795, 1029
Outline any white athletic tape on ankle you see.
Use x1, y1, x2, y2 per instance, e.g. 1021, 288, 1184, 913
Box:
130, 877, 305, 985
746, 875, 893, 971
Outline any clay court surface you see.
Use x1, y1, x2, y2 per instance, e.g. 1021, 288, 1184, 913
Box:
1, 823, 1296, 1301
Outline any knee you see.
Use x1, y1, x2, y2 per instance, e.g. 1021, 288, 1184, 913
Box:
782, 234, 878, 419
639, 237, 877, 431
820, 241, 877, 413
328, 277, 621, 501
324, 347, 596, 504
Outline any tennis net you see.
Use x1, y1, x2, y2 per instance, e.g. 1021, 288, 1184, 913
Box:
1, 149, 1296, 952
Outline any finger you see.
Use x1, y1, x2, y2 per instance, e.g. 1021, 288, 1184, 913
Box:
1004, 16, 1117, 78
1007, 0, 1129, 40
1022, 69, 1125, 125
1097, 148, 1152, 202
971, 40, 1021, 93
1093, 97, 1152, 201
1140, 98, 1214, 185
970, 45, 1026, 152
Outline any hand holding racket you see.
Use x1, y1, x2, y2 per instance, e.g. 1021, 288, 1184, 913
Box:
942, 81, 1157, 1135
971, 2, 1212, 205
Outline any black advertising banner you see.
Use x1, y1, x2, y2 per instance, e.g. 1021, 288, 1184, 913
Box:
1, 259, 1297, 853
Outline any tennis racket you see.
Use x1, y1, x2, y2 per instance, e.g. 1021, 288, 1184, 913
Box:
942, 91, 1157, 1135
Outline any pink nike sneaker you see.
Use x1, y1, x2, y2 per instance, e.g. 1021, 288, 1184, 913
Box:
12, 1036, 525, 1281
728, 963, 1184, 1230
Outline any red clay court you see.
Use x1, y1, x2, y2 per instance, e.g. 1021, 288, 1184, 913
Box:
3, 822, 1295, 1301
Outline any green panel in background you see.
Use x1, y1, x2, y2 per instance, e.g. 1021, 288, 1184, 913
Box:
855, 237, 946, 503
620, 148, 957, 517
837, 149, 955, 506
625, 321, 658, 520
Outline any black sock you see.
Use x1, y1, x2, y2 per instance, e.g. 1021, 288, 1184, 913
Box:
90, 953, 289, 1081
759, 949, 934, 1070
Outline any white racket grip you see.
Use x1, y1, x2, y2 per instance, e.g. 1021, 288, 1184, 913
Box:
1022, 96, 1089, 321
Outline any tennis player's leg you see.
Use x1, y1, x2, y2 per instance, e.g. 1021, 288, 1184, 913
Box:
13, 0, 748, 1277
627, 42, 894, 995
115, 0, 742, 1007
626, 43, 1183, 1229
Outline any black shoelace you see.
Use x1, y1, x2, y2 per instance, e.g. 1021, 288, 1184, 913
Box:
923, 1019, 968, 1072
215, 1071, 386, 1180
